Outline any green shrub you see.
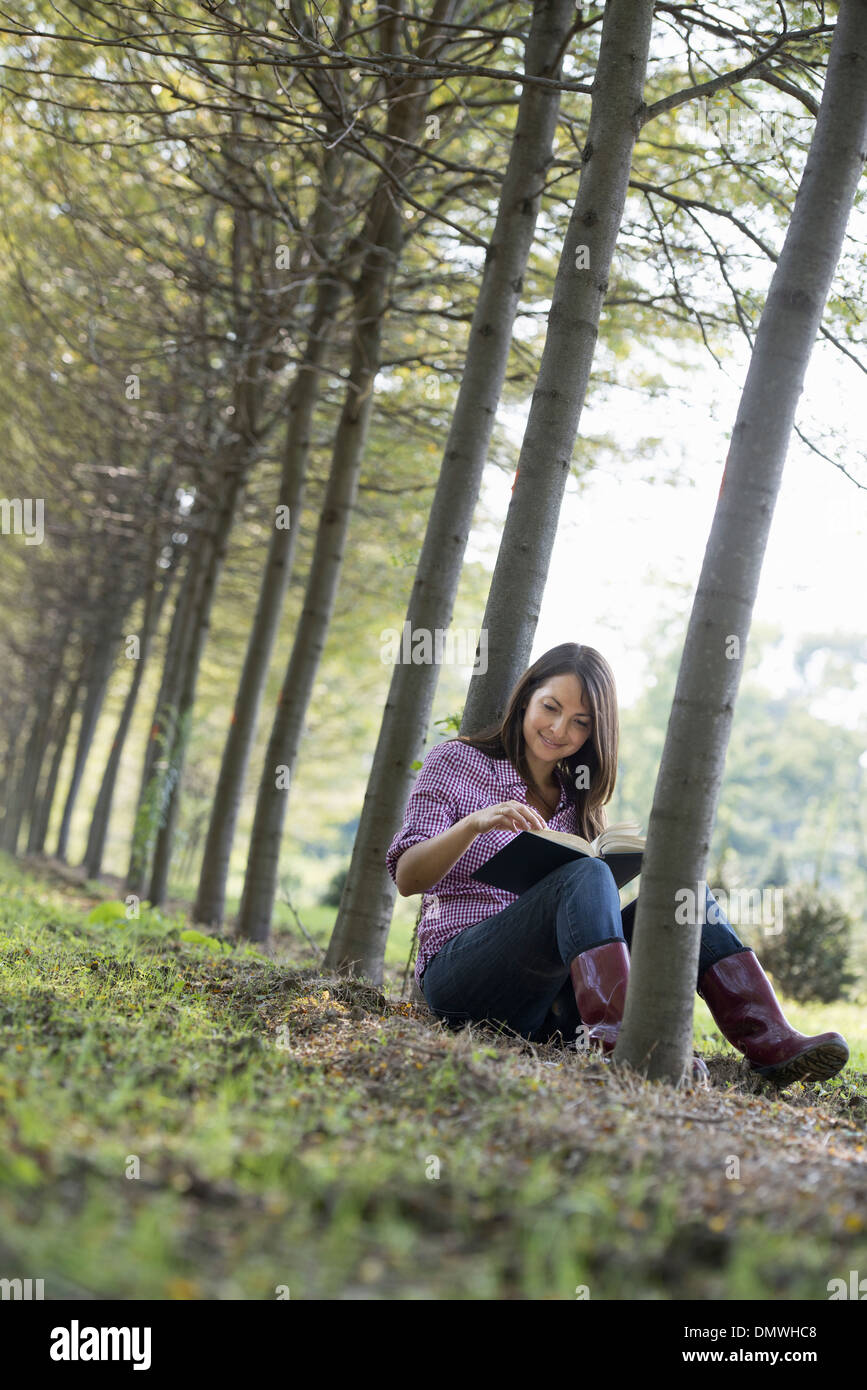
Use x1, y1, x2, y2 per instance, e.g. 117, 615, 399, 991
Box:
320, 866, 348, 908
760, 884, 857, 1004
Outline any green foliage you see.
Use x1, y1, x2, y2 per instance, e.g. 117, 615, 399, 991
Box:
319, 866, 348, 908
433, 711, 463, 735
763, 852, 789, 888
409, 711, 464, 770
179, 928, 229, 953
760, 885, 858, 1005
85, 901, 132, 927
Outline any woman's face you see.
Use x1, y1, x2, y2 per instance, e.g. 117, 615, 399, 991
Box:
522, 673, 593, 769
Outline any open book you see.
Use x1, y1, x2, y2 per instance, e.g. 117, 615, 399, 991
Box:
472, 823, 645, 895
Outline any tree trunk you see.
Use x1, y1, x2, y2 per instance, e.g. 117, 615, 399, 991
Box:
460, 0, 657, 732
193, 180, 345, 926
1, 690, 54, 855
15, 683, 62, 854
0, 702, 28, 850
147, 459, 247, 904
146, 110, 282, 906
614, 0, 867, 1085
82, 559, 173, 880
55, 627, 120, 862
236, 0, 461, 943
28, 667, 83, 855
323, 0, 577, 981
126, 539, 201, 896
8, 614, 75, 856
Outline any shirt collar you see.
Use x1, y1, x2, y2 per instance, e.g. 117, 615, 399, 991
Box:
491, 756, 569, 812
492, 758, 525, 797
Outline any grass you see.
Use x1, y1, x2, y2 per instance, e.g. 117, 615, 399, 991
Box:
1, 851, 866, 1300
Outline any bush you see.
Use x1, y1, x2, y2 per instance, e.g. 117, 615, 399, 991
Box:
760, 884, 857, 1004
320, 866, 348, 908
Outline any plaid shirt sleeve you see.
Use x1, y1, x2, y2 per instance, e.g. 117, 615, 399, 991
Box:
385, 740, 466, 879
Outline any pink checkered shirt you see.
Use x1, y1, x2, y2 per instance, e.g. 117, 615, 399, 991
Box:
386, 738, 579, 986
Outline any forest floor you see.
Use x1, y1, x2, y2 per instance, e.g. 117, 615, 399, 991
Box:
1, 851, 866, 1301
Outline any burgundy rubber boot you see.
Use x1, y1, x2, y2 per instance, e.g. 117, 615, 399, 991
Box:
569, 941, 631, 1055
570, 941, 709, 1083
698, 950, 849, 1087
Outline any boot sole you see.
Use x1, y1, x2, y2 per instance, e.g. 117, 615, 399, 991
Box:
751, 1040, 849, 1088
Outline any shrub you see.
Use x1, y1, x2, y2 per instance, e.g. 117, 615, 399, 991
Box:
760, 884, 857, 1004
320, 866, 348, 908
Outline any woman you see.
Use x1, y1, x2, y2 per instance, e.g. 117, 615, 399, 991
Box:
386, 642, 849, 1089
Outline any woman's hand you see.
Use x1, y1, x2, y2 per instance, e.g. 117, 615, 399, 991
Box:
472, 801, 548, 836
394, 800, 547, 897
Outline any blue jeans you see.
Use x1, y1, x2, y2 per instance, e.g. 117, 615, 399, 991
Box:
420, 857, 748, 1043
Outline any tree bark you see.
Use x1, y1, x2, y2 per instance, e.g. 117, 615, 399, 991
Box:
125, 539, 201, 896
146, 103, 288, 905
55, 627, 119, 861
236, 0, 461, 943
614, 0, 867, 1085
193, 171, 346, 926
82, 557, 173, 880
323, 0, 577, 981
0, 702, 28, 851
147, 460, 246, 904
27, 666, 83, 855
460, 0, 656, 732
1, 690, 54, 855
6, 614, 74, 855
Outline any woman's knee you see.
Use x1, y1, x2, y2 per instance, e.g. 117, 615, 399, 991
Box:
558, 855, 621, 902
555, 859, 626, 962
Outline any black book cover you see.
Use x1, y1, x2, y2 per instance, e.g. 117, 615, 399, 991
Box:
471, 832, 643, 895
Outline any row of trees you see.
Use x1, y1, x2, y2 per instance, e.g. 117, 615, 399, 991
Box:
1, 1, 865, 1083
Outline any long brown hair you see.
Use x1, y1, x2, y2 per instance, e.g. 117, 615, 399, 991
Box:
459, 643, 619, 840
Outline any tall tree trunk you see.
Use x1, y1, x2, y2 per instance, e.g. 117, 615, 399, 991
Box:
236, 0, 461, 943
146, 109, 281, 906
614, 0, 867, 1085
0, 702, 28, 850
1, 690, 54, 855
126, 539, 201, 895
15, 685, 62, 854
28, 667, 83, 855
323, 0, 577, 981
82, 559, 173, 880
9, 612, 75, 855
0, 713, 32, 854
148, 460, 247, 904
193, 177, 345, 926
55, 627, 120, 861
460, 0, 656, 732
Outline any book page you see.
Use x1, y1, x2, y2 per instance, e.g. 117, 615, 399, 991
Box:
593, 822, 645, 855
530, 828, 595, 857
